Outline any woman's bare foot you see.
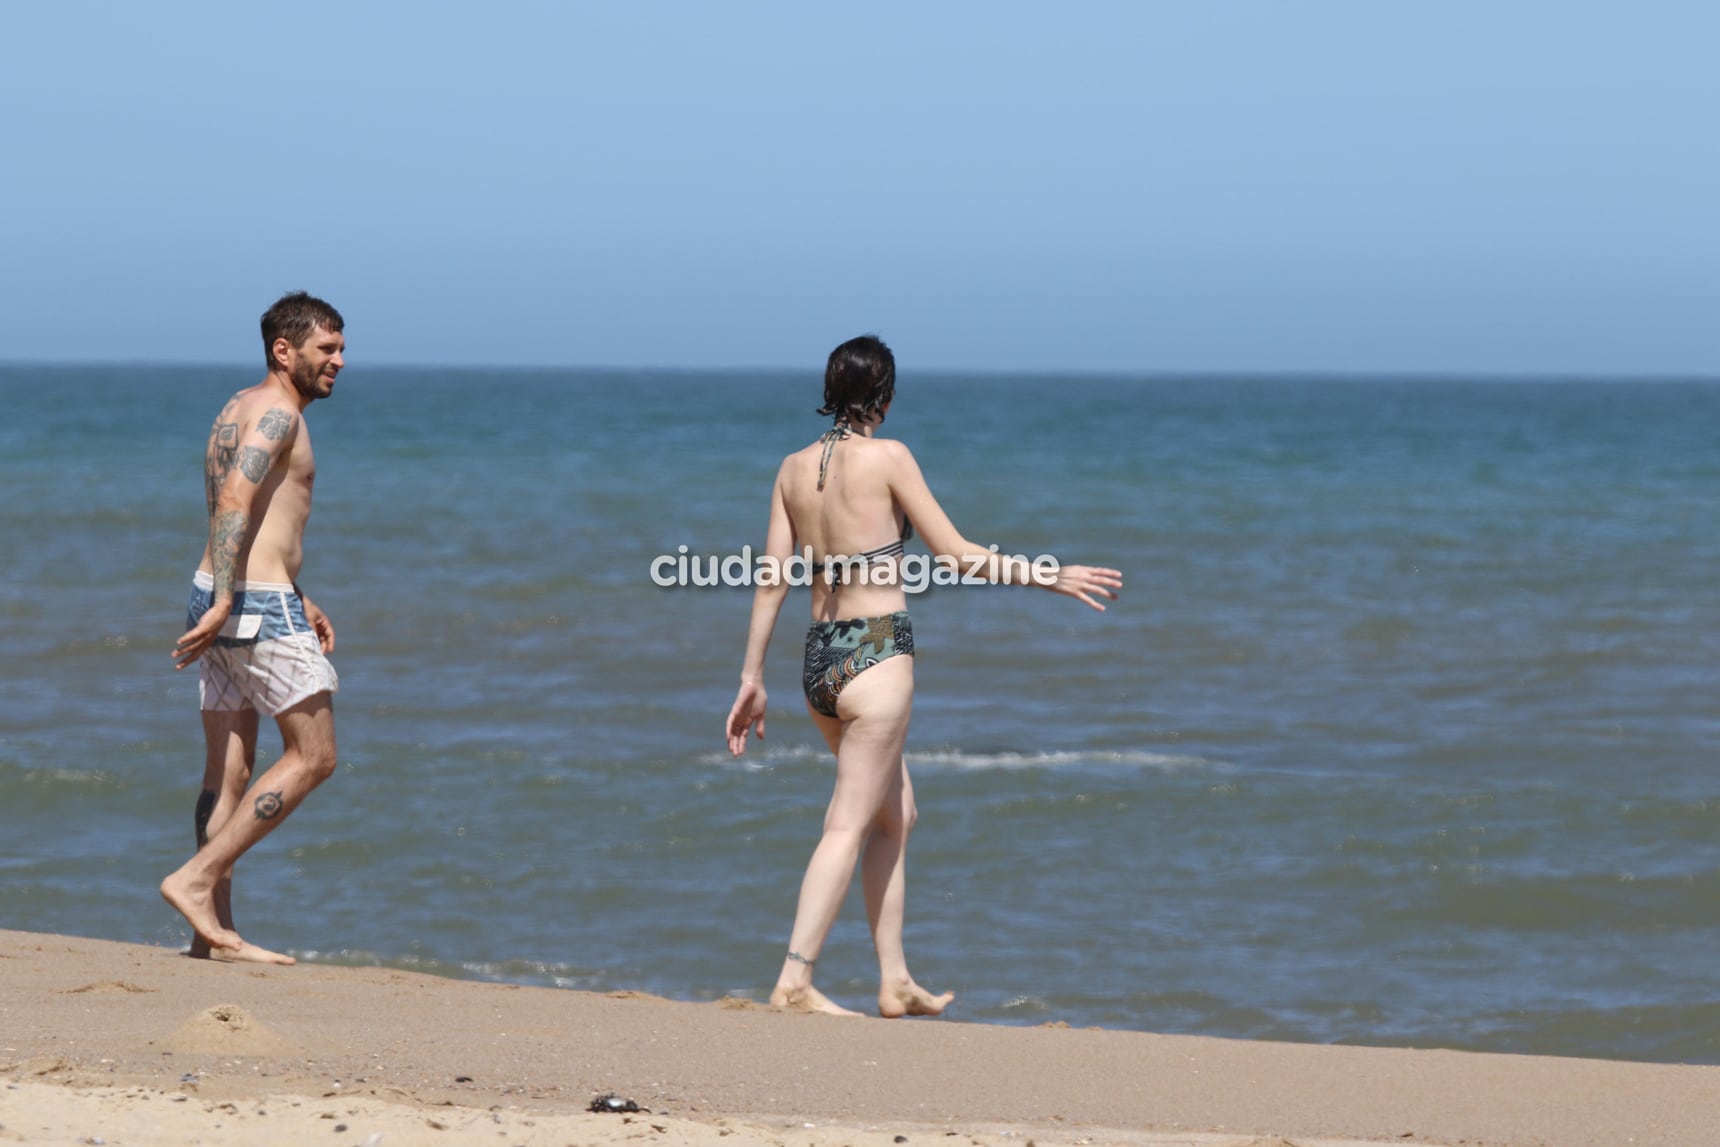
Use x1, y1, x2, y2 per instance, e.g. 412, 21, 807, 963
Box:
160, 870, 241, 954
878, 979, 954, 1018
771, 984, 863, 1016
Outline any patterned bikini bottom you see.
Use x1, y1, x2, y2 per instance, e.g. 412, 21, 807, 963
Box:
801, 611, 915, 718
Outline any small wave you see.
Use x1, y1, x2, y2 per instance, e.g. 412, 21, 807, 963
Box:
0, 762, 117, 788
453, 956, 607, 987
697, 743, 826, 767
699, 744, 1211, 771
300, 948, 607, 989
907, 748, 1211, 771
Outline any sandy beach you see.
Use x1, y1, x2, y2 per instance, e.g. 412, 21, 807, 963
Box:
2, 931, 1718, 1146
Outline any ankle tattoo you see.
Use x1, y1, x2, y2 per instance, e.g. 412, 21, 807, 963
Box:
786, 950, 815, 969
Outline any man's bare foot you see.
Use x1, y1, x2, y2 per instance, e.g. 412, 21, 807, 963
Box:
770, 984, 863, 1016
160, 871, 241, 954
185, 939, 296, 966
878, 980, 954, 1018
215, 940, 296, 966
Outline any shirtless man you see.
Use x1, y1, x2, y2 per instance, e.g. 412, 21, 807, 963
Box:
160, 292, 346, 965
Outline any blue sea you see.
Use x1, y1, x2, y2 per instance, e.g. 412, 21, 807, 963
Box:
3, 364, 1718, 1064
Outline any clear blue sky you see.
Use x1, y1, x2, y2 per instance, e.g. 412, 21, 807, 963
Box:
4, 2, 1715, 373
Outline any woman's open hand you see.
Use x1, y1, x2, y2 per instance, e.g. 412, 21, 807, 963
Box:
1045, 564, 1124, 612
726, 679, 769, 757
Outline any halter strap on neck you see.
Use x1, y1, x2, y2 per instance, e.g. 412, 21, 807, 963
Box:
816, 421, 853, 491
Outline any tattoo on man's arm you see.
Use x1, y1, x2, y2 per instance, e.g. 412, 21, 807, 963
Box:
205, 422, 240, 516
195, 789, 217, 848
257, 409, 295, 441
211, 509, 248, 600
253, 791, 284, 820
237, 445, 270, 483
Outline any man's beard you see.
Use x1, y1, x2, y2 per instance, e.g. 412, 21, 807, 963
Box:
291, 359, 330, 399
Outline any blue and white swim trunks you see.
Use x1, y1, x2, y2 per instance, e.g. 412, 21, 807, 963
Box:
187, 570, 339, 715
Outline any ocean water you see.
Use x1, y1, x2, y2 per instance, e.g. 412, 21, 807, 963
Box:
2, 364, 1718, 1065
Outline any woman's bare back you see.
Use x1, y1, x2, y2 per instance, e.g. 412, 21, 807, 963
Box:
779, 430, 911, 622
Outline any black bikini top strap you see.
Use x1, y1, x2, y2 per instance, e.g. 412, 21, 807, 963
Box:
816, 420, 852, 492
812, 536, 906, 583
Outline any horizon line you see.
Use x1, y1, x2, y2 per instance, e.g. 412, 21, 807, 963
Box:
2, 357, 1717, 385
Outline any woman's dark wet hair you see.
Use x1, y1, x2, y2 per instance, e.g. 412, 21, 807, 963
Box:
818, 335, 895, 425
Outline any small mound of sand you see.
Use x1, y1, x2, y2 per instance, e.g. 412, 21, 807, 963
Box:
63, 980, 156, 994
164, 1003, 295, 1056
717, 996, 768, 1011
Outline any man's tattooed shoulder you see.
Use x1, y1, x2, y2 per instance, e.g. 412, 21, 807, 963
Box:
257, 408, 296, 441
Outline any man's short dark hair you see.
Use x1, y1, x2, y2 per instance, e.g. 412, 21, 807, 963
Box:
819, 334, 896, 425
261, 292, 344, 370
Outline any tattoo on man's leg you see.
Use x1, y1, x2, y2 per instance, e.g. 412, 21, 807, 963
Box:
787, 950, 816, 969
195, 789, 217, 848
253, 790, 285, 820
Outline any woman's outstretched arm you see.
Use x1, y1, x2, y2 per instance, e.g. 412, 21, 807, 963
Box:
884, 440, 1123, 611
727, 469, 798, 755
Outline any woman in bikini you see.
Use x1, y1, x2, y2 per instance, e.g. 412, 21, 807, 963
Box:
724, 335, 1123, 1017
